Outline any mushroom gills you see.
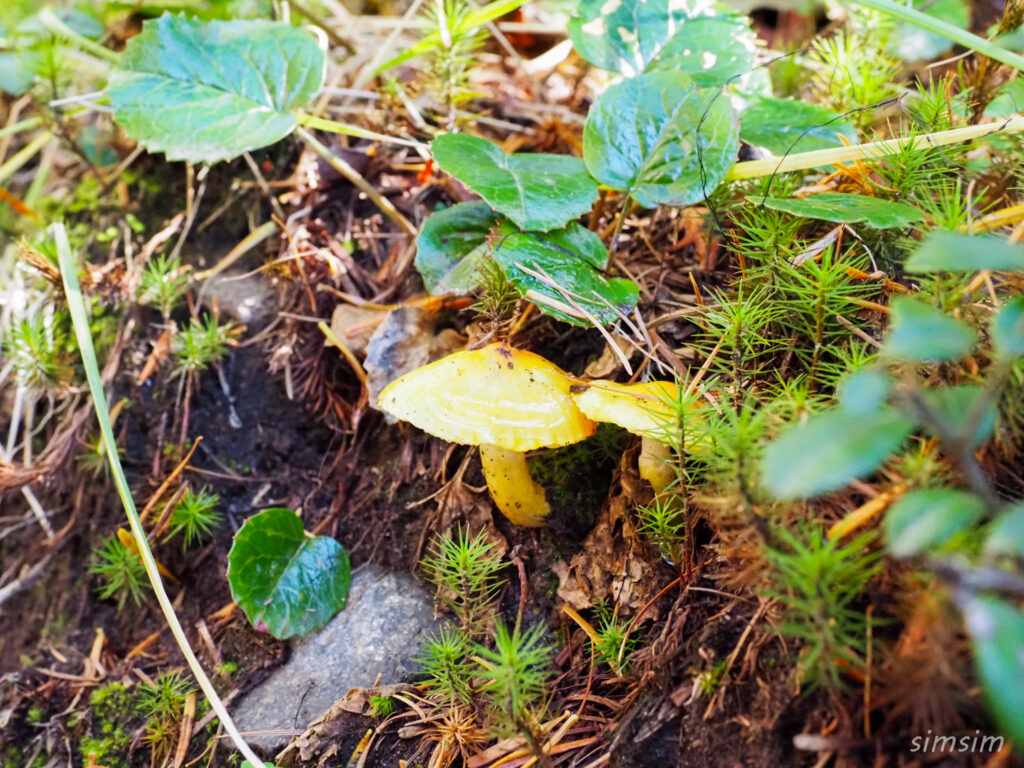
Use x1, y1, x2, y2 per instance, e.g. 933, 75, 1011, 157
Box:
478, 443, 550, 527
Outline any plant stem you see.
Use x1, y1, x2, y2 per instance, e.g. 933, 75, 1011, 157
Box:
296, 126, 417, 237
899, 385, 1003, 512
0, 131, 53, 187
838, 0, 1024, 72
37, 8, 120, 64
725, 118, 1024, 181
55, 224, 267, 768
295, 112, 427, 150
0, 116, 43, 141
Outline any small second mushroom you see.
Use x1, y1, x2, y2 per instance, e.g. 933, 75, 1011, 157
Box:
570, 379, 686, 493
377, 343, 597, 526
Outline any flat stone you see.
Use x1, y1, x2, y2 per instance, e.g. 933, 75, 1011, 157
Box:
233, 565, 439, 752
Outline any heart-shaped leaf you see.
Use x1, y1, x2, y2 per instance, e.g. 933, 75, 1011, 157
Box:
883, 297, 976, 363
107, 15, 325, 163
885, 488, 983, 557
568, 0, 756, 87
431, 134, 599, 232
753, 193, 923, 229
583, 71, 738, 209
905, 232, 1024, 272
227, 508, 350, 639
762, 408, 915, 500
416, 202, 495, 294
492, 221, 639, 326
738, 95, 858, 155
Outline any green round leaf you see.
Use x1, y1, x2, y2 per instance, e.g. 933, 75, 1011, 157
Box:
430, 134, 599, 232
415, 202, 495, 294
568, 0, 756, 87
905, 232, 1024, 273
885, 488, 984, 557
227, 508, 350, 639
992, 297, 1024, 359
883, 297, 976, 363
583, 71, 739, 209
107, 15, 325, 163
837, 368, 892, 416
738, 95, 858, 155
492, 221, 639, 326
920, 385, 997, 450
761, 408, 914, 500
753, 193, 924, 229
985, 504, 1024, 558
0, 51, 39, 96
961, 594, 1024, 747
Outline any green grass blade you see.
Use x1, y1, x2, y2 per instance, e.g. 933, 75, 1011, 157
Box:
54, 223, 268, 768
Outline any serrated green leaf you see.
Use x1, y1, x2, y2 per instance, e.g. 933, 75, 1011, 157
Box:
837, 368, 892, 415
885, 488, 983, 557
992, 297, 1024, 359
738, 95, 857, 155
431, 134, 599, 232
415, 202, 495, 294
961, 594, 1024, 747
753, 193, 924, 229
568, 0, 756, 87
227, 508, 350, 639
583, 71, 738, 209
905, 232, 1024, 273
921, 385, 997, 449
762, 408, 914, 500
107, 15, 324, 163
985, 504, 1024, 558
492, 221, 639, 326
883, 297, 976, 363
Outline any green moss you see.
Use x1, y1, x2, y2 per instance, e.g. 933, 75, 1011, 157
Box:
528, 424, 624, 521
79, 681, 140, 768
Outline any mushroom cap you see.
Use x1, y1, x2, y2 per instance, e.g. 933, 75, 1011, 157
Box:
377, 342, 597, 451
571, 379, 680, 442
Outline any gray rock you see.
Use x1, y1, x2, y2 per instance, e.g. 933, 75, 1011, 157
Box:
233, 565, 439, 752
200, 272, 277, 328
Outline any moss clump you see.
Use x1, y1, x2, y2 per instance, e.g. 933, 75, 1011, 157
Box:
528, 424, 625, 521
78, 681, 142, 768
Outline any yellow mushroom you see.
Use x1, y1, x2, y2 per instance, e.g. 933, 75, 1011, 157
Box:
570, 380, 686, 493
376, 343, 597, 526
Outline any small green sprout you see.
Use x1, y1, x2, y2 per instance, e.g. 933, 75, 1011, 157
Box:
165, 486, 222, 549
89, 535, 150, 610
173, 315, 234, 375
421, 528, 506, 636
369, 695, 395, 718
473, 620, 553, 735
417, 627, 474, 706
139, 253, 190, 319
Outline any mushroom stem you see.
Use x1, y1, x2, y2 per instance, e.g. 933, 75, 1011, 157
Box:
638, 437, 676, 494
479, 444, 550, 527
